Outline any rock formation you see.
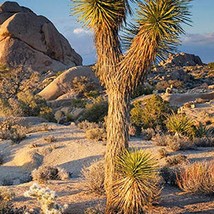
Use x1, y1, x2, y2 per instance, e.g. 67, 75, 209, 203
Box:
38, 66, 99, 100
160, 52, 203, 67
0, 1, 82, 72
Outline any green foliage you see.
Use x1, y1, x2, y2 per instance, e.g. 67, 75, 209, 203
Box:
18, 91, 55, 121
130, 94, 172, 129
112, 149, 161, 214
81, 97, 108, 123
131, 83, 153, 99
72, 76, 100, 98
71, 98, 87, 108
166, 113, 196, 138
208, 62, 214, 69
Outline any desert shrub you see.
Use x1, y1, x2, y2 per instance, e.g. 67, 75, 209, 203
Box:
0, 187, 14, 212
84, 205, 104, 214
194, 137, 214, 147
141, 128, 155, 140
167, 135, 194, 151
208, 62, 214, 69
158, 148, 169, 159
111, 149, 161, 214
130, 95, 172, 130
77, 120, 100, 130
153, 134, 194, 151
166, 154, 188, 166
152, 133, 169, 146
81, 160, 105, 195
18, 91, 55, 121
0, 119, 27, 143
166, 113, 196, 138
44, 135, 57, 143
85, 128, 107, 141
71, 98, 87, 108
32, 166, 70, 183
72, 76, 100, 98
177, 161, 214, 194
131, 83, 153, 99
156, 80, 183, 92
0, 67, 52, 120
81, 97, 108, 123
160, 166, 179, 185
0, 187, 25, 213
24, 183, 68, 214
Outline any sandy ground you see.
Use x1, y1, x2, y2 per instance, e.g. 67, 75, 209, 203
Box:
0, 95, 214, 213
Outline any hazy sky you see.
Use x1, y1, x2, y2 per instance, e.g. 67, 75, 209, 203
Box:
1, 0, 214, 64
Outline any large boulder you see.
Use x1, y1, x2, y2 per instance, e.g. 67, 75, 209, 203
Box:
38, 66, 99, 100
160, 52, 203, 67
0, 1, 82, 72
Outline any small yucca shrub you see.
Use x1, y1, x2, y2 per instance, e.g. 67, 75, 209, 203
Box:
177, 161, 214, 194
111, 149, 161, 214
166, 113, 196, 138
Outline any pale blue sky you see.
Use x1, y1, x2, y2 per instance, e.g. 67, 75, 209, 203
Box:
0, 0, 214, 64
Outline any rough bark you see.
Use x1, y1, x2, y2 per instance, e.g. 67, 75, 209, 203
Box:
105, 89, 130, 213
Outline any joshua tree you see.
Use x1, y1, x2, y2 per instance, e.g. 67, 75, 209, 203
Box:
72, 0, 191, 212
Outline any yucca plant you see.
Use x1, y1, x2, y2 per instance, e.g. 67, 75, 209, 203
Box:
72, 0, 192, 212
111, 149, 161, 214
166, 113, 196, 138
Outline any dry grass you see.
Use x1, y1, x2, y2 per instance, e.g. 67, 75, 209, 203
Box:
158, 148, 169, 159
81, 160, 105, 195
177, 160, 214, 194
85, 128, 107, 141
166, 154, 188, 166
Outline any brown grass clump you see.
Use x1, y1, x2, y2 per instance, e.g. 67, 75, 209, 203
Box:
166, 154, 188, 166
177, 161, 214, 194
0, 187, 25, 213
32, 166, 70, 183
153, 134, 194, 151
158, 148, 169, 159
44, 135, 57, 143
81, 160, 105, 195
77, 120, 99, 130
85, 128, 107, 141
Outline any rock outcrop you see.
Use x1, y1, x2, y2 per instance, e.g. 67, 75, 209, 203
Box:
160, 52, 203, 67
38, 66, 99, 100
0, 1, 82, 72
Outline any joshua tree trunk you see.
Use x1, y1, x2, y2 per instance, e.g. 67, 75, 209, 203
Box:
105, 88, 130, 213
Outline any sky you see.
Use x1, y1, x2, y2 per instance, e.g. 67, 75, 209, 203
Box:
0, 0, 214, 65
